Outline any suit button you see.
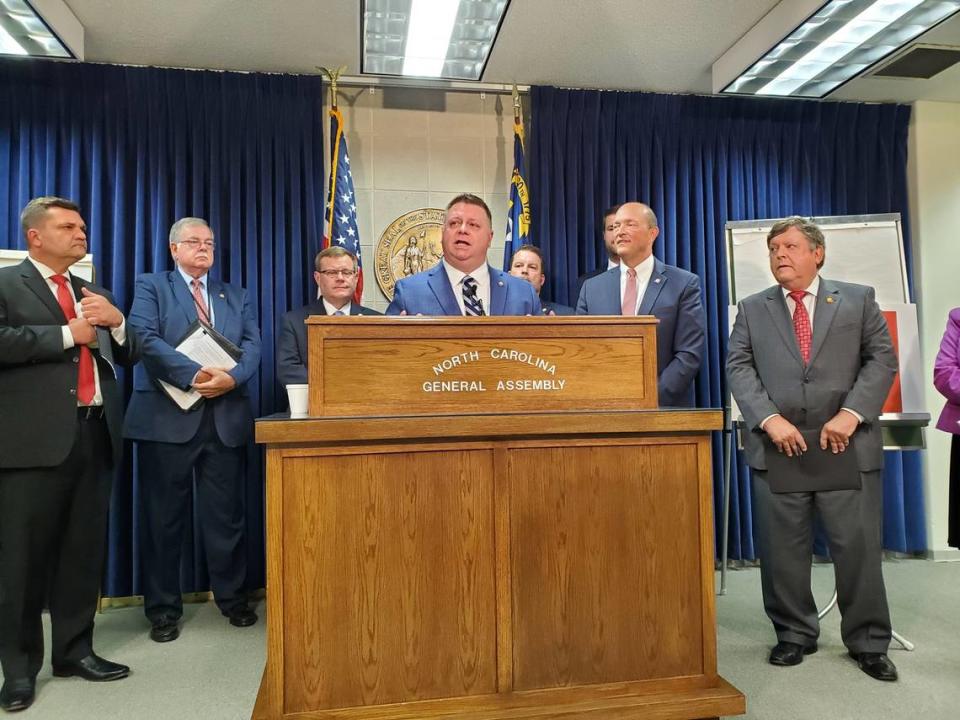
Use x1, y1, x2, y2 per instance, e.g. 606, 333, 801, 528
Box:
69, 388, 76, 395
73, 356, 79, 363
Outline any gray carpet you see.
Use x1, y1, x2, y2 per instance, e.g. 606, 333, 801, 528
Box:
19, 559, 960, 719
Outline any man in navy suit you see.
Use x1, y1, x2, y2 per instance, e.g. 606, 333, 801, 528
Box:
577, 202, 705, 407
508, 244, 574, 316
386, 194, 540, 317
277, 246, 380, 387
124, 217, 261, 644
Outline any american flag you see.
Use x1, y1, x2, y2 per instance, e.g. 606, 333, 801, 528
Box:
323, 106, 363, 302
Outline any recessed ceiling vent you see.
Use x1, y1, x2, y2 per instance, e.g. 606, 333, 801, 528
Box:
871, 44, 960, 79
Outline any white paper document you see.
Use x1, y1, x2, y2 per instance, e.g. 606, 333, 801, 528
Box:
158, 324, 239, 411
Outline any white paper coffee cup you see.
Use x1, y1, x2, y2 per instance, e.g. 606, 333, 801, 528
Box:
285, 384, 309, 418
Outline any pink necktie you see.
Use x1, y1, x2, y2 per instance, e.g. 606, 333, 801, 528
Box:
621, 268, 638, 316
789, 290, 812, 364
51, 274, 96, 404
191, 279, 210, 325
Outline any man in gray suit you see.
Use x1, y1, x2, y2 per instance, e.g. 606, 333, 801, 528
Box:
727, 216, 899, 681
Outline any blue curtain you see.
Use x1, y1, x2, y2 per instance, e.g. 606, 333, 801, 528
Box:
528, 86, 925, 559
0, 58, 325, 596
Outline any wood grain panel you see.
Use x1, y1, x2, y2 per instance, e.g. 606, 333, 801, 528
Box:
305, 316, 659, 417
281, 450, 497, 712
509, 442, 703, 690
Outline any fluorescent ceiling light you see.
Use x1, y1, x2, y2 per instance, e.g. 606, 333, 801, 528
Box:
363, 0, 511, 81
0, 0, 78, 59
403, 0, 460, 77
717, 0, 960, 98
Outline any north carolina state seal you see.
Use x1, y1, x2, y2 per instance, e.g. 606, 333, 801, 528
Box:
374, 208, 445, 300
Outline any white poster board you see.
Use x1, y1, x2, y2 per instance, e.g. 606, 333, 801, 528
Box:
0, 249, 95, 281
726, 215, 909, 306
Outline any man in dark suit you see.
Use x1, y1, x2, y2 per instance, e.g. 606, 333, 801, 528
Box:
574, 204, 621, 302
576, 202, 705, 407
277, 246, 380, 386
508, 244, 574, 316
0, 196, 140, 712
727, 216, 899, 681
386, 194, 540, 317
124, 217, 261, 644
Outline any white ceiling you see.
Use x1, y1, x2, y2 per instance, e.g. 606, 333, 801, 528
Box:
63, 0, 960, 103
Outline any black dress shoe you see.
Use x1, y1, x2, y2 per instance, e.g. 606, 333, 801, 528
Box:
850, 651, 898, 681
0, 677, 35, 713
52, 653, 130, 682
768, 640, 818, 666
150, 618, 180, 643
227, 605, 258, 628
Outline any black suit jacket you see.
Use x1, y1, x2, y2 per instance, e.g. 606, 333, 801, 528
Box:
276, 299, 381, 386
0, 259, 140, 469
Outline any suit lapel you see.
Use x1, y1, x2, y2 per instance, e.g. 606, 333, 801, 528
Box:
600, 268, 621, 314
19, 260, 65, 321
489, 266, 507, 316
426, 265, 462, 316
764, 286, 804, 367
808, 279, 841, 367
170, 271, 200, 326
637, 259, 667, 316
208, 279, 233, 334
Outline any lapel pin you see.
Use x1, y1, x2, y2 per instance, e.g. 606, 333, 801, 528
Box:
654, 278, 661, 284
219, 293, 225, 298
497, 281, 504, 286
826, 296, 834, 303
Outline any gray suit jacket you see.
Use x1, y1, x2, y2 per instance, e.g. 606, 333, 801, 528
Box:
727, 278, 897, 476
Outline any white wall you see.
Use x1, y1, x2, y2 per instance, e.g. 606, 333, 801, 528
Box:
908, 100, 960, 560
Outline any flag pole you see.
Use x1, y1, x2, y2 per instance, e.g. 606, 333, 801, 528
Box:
317, 65, 347, 109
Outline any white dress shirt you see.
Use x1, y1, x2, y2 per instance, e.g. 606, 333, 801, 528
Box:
619, 254, 655, 314
28, 256, 127, 406
442, 258, 491, 316
322, 298, 352, 316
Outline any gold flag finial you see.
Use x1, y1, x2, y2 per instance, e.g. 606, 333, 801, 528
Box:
317, 65, 348, 108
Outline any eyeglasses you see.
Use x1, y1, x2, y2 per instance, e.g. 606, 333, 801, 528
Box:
318, 269, 357, 278
179, 239, 215, 249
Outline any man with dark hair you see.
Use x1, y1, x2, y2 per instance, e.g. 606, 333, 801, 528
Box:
124, 216, 261, 644
575, 204, 621, 301
727, 216, 899, 681
509, 243, 574, 316
577, 202, 705, 407
386, 194, 540, 317
277, 247, 380, 386
0, 196, 140, 711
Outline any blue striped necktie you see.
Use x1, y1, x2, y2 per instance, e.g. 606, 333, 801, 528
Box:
462, 275, 485, 316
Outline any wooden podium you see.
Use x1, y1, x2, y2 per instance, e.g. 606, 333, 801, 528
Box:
254, 317, 744, 720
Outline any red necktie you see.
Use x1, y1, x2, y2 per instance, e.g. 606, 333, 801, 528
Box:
191, 279, 210, 325
789, 290, 812, 364
51, 274, 96, 404
622, 268, 638, 315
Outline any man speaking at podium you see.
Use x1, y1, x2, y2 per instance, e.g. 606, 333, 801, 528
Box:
386, 194, 540, 317
727, 216, 899, 682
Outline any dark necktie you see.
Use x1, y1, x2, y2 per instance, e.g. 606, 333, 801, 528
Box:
51, 274, 96, 404
462, 276, 485, 316
789, 290, 812, 364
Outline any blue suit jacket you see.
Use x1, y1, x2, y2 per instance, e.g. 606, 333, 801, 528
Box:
576, 259, 705, 407
123, 271, 261, 447
386, 263, 541, 316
